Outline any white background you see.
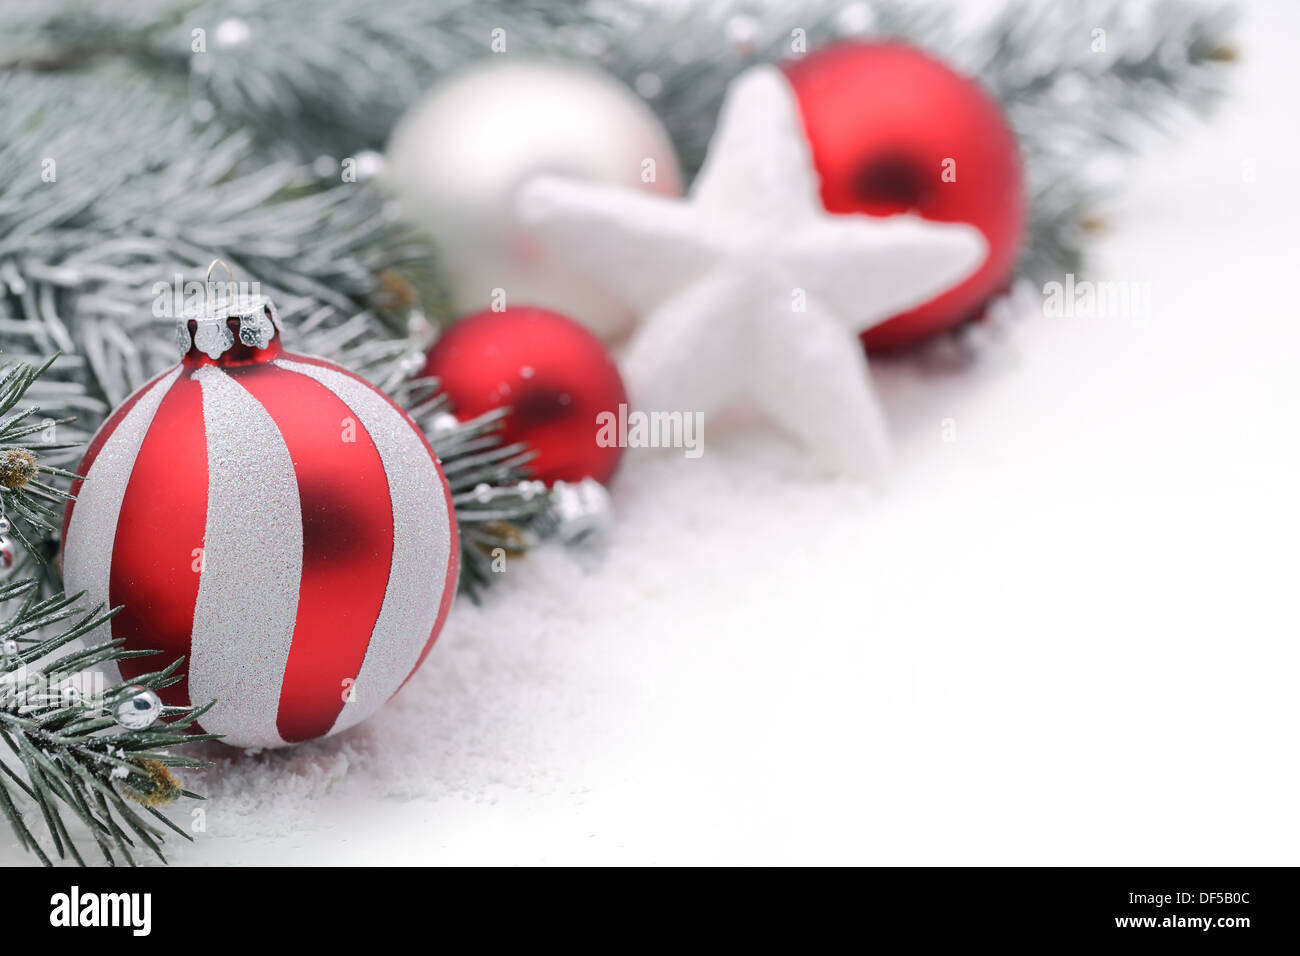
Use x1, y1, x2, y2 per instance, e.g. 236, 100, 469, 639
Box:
5, 0, 1298, 866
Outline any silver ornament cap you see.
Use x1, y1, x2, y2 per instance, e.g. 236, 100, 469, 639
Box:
176, 259, 281, 362
113, 685, 164, 730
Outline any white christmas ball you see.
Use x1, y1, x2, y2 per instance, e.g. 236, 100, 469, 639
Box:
385, 60, 682, 341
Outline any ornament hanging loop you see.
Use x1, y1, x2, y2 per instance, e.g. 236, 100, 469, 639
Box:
206, 258, 234, 289
205, 258, 235, 309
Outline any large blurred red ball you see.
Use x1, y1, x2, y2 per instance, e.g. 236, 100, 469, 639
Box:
423, 307, 627, 485
783, 42, 1025, 351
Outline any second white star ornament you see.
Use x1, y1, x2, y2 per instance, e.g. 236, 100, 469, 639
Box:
517, 66, 988, 480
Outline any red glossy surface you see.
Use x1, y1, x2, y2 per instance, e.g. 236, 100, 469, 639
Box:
783, 42, 1025, 351
108, 373, 207, 710
422, 307, 628, 485
230, 360, 395, 743
286, 352, 462, 699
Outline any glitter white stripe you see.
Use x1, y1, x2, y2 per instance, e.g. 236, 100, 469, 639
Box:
273, 358, 452, 735
62, 367, 183, 646
190, 366, 303, 748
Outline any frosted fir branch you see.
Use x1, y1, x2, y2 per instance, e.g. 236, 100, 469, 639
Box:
0, 64, 438, 439
0, 60, 552, 596
5, 0, 1236, 296
0, 358, 81, 566
10, 1, 1237, 165
942, 0, 1238, 279
4, 0, 567, 158
0, 358, 212, 867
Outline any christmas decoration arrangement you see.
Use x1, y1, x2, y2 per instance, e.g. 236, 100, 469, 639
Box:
0, 0, 1235, 865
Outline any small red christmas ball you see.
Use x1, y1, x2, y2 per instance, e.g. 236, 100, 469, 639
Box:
783, 42, 1025, 351
423, 307, 627, 485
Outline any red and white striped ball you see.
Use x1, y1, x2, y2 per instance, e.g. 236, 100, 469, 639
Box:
61, 305, 459, 749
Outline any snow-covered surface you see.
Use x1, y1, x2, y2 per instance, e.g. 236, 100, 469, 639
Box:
6, 0, 1298, 866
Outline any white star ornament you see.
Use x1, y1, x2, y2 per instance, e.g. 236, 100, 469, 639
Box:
517, 66, 987, 479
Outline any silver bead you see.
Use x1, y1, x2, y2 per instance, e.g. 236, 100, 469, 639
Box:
634, 72, 663, 100
0, 514, 10, 533
1, 638, 17, 656
517, 479, 545, 501
213, 17, 251, 48
726, 15, 760, 54
113, 685, 164, 730
351, 150, 385, 181
60, 685, 81, 705
547, 478, 612, 545
312, 154, 339, 178
429, 412, 460, 438
836, 2, 873, 34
